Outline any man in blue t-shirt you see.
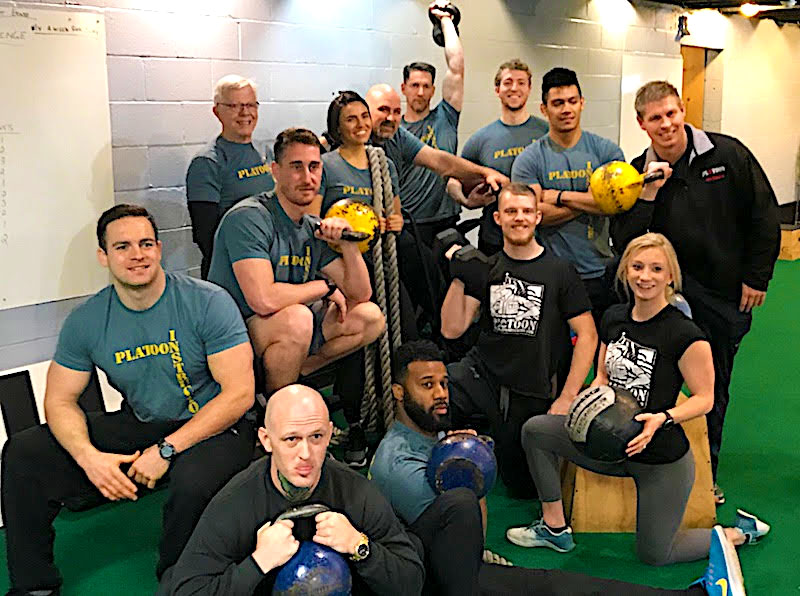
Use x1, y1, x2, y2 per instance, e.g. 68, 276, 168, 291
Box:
511, 67, 625, 323
186, 75, 275, 279
208, 128, 384, 395
370, 340, 744, 596
447, 59, 550, 256
365, 83, 509, 213
399, 2, 464, 244
2, 205, 257, 594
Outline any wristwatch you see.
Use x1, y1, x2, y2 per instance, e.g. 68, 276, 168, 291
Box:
556, 190, 565, 207
661, 411, 675, 429
157, 439, 177, 462
323, 278, 337, 298
350, 533, 370, 562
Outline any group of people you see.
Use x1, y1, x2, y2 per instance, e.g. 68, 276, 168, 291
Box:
1, 3, 781, 595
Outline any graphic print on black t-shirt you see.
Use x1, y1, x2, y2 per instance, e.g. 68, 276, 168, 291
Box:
489, 272, 543, 336
605, 331, 657, 407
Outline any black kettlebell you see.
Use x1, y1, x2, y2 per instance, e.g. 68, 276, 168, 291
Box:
429, 3, 461, 47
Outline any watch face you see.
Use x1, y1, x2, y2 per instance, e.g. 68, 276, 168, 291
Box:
159, 442, 175, 460
356, 542, 369, 558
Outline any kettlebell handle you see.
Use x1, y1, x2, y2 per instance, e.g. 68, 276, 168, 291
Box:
275, 503, 330, 523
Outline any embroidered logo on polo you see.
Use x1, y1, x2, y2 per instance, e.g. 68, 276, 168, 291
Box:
489, 273, 543, 337
604, 332, 657, 407
701, 165, 726, 182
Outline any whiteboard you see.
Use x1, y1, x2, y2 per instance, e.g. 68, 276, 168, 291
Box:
0, 5, 113, 310
619, 54, 683, 161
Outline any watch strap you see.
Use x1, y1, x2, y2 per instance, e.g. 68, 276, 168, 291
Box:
556, 190, 565, 207
323, 279, 337, 298
661, 411, 675, 429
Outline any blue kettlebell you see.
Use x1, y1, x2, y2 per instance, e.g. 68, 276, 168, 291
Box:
426, 432, 497, 498
272, 504, 352, 596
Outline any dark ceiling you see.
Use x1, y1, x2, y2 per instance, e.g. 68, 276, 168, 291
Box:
649, 1, 800, 24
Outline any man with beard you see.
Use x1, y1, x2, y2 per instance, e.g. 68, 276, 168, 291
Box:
439, 183, 596, 498
399, 0, 465, 244
207, 127, 384, 394
369, 340, 748, 596
365, 83, 508, 210
447, 59, 549, 256
511, 67, 625, 325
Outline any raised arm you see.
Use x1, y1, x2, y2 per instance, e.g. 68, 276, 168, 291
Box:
435, 3, 464, 112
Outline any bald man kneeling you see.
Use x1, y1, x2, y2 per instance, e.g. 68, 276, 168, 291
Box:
160, 385, 424, 596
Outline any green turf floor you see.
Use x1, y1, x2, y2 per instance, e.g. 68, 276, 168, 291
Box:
2, 261, 798, 595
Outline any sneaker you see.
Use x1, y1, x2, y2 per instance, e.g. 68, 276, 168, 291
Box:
714, 484, 726, 506
690, 526, 746, 596
506, 518, 575, 552
482, 549, 513, 566
344, 423, 367, 468
734, 509, 770, 544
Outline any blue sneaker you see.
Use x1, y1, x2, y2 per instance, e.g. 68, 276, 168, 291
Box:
506, 518, 575, 552
690, 526, 746, 595
734, 509, 770, 544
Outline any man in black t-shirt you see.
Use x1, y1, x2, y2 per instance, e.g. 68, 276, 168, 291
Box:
440, 183, 597, 497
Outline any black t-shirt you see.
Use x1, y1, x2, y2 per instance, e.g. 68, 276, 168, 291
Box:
600, 303, 707, 464
469, 249, 591, 397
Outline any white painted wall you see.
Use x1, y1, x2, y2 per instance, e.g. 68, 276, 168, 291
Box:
718, 17, 800, 205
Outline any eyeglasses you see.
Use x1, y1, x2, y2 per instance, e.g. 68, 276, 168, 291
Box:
218, 102, 260, 111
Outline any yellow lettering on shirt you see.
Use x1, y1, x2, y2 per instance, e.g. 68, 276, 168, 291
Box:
493, 146, 526, 160
342, 185, 372, 196
547, 161, 594, 182
420, 125, 438, 150
113, 329, 197, 415
237, 163, 272, 180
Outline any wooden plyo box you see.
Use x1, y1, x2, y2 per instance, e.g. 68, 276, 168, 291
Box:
561, 394, 716, 533
779, 228, 800, 261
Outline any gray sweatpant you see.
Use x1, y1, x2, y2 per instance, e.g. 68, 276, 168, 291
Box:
521, 414, 711, 566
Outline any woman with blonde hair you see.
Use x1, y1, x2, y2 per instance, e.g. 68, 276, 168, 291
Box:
507, 232, 769, 569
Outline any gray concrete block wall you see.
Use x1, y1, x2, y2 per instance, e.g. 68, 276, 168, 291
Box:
2, 0, 681, 371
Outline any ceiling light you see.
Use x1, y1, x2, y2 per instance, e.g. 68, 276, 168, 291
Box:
740, 3, 762, 17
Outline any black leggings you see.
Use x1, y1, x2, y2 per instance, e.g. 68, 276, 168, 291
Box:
410, 489, 706, 596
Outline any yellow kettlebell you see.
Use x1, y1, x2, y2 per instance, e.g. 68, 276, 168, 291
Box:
590, 161, 663, 215
324, 199, 380, 254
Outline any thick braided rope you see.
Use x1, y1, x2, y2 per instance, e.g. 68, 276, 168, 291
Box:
378, 150, 402, 355
366, 145, 395, 431
360, 342, 379, 435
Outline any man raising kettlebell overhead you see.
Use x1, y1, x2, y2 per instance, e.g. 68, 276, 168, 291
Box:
207, 127, 385, 395
398, 0, 465, 245
440, 183, 597, 498
160, 385, 424, 595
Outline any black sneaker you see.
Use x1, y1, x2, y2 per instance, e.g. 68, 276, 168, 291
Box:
344, 424, 368, 468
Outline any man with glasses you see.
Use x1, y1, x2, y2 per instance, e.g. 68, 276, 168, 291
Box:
186, 75, 275, 278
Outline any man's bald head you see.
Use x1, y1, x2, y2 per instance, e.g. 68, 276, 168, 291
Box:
264, 384, 330, 432
259, 385, 333, 491
366, 84, 403, 140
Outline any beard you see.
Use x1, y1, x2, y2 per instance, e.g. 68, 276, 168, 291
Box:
404, 397, 451, 433
505, 228, 535, 246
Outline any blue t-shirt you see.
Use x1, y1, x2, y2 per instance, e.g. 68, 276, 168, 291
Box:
373, 127, 425, 189
400, 100, 461, 222
369, 421, 439, 526
461, 117, 549, 249
208, 192, 339, 319
319, 150, 400, 216
54, 273, 248, 423
511, 131, 625, 279
186, 136, 275, 214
